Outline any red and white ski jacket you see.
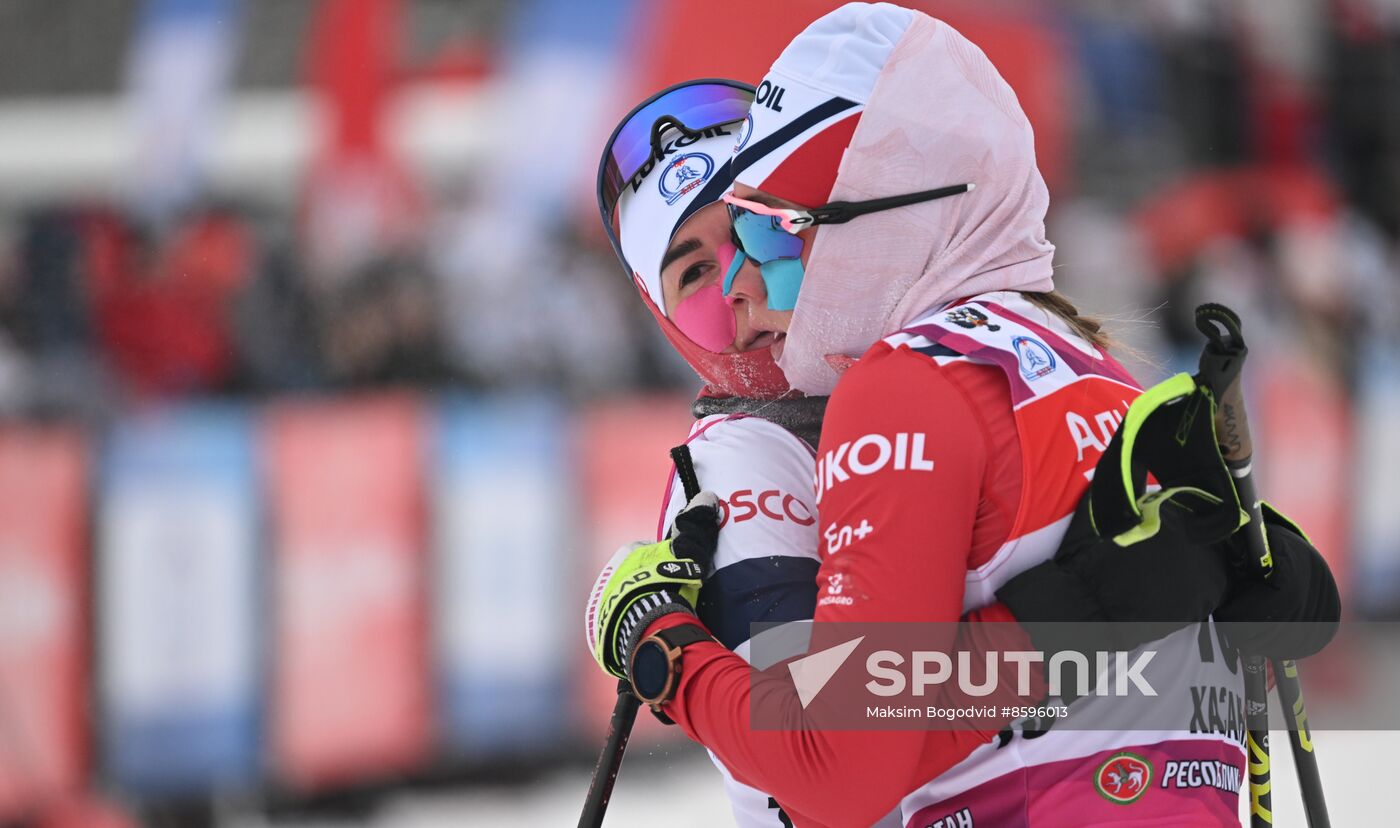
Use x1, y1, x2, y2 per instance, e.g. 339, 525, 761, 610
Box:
657, 414, 901, 827
659, 413, 820, 827
645, 292, 1248, 827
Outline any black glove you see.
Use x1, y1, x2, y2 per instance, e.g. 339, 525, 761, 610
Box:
1213, 505, 1341, 659
997, 494, 1231, 652
667, 490, 723, 566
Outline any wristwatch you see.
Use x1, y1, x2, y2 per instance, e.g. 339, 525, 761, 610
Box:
629, 623, 714, 712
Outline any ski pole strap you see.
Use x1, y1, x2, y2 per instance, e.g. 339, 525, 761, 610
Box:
1088, 372, 1246, 547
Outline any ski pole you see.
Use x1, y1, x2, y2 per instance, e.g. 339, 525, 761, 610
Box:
1194, 303, 1330, 828
1273, 658, 1330, 827
578, 445, 702, 828
577, 679, 640, 828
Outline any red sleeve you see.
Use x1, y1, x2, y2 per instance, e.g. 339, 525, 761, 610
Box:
646, 345, 1039, 827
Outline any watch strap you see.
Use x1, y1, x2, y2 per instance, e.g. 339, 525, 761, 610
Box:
654, 623, 714, 650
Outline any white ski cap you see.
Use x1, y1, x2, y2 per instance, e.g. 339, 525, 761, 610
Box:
616, 126, 741, 314
733, 2, 915, 207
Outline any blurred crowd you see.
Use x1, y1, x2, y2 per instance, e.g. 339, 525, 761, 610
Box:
0, 0, 672, 422
0, 200, 657, 412
1048, 0, 1400, 380
0, 0, 1396, 413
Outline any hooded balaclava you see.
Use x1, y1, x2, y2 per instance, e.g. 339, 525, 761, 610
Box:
732, 2, 1056, 394
613, 117, 792, 399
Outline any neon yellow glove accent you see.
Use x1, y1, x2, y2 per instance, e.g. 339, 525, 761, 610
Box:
584, 539, 705, 679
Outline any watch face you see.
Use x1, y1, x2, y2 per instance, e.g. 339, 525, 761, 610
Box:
631, 639, 671, 700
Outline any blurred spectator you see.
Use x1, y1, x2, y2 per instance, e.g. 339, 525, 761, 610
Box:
1152, 0, 1255, 167
319, 253, 447, 387
427, 193, 647, 394
1326, 0, 1400, 239
10, 210, 113, 419
228, 220, 324, 392
0, 219, 34, 414
87, 206, 253, 397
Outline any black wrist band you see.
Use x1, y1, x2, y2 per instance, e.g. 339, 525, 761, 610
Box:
614, 590, 687, 671
620, 595, 695, 667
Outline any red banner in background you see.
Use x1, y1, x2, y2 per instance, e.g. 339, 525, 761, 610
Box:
0, 428, 87, 821
627, 0, 1069, 191
1255, 352, 1352, 596
300, 0, 421, 281
264, 395, 429, 789
572, 395, 694, 739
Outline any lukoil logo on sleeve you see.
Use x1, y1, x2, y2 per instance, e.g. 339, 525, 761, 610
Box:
815, 432, 935, 503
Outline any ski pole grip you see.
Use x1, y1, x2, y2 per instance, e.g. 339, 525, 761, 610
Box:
670, 444, 702, 501
1215, 371, 1252, 466
1195, 304, 1271, 579
1194, 303, 1252, 467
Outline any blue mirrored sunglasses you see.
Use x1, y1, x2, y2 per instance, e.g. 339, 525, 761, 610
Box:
596, 80, 754, 219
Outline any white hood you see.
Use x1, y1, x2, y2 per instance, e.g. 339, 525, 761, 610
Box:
733, 2, 1056, 394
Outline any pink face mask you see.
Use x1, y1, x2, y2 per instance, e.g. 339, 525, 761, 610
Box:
671, 242, 740, 352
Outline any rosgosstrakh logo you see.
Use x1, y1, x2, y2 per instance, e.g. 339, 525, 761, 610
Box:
1095, 752, 1153, 805
658, 152, 714, 205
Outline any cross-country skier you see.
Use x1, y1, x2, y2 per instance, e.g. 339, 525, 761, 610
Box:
586, 5, 1339, 827
595, 78, 881, 826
